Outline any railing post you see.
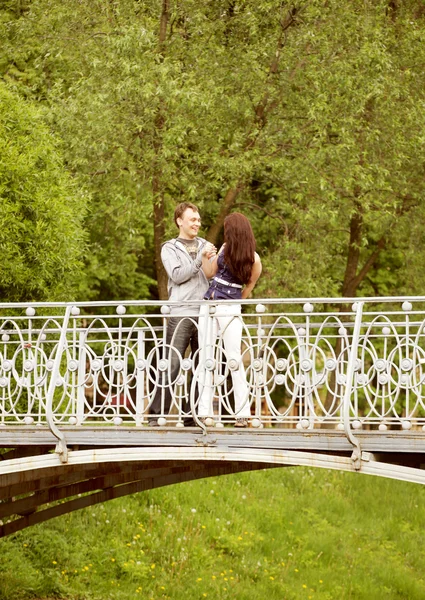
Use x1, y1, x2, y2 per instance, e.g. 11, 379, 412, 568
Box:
76, 330, 86, 426
136, 329, 146, 426
158, 306, 170, 419
298, 329, 309, 426
343, 301, 364, 470
193, 302, 213, 433
255, 304, 266, 423
46, 305, 72, 463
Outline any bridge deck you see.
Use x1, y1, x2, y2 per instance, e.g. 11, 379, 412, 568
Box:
2, 426, 425, 454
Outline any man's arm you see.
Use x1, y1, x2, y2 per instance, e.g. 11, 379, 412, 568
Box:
161, 244, 203, 285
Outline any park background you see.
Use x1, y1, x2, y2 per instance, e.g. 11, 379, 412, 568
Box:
1, 0, 425, 598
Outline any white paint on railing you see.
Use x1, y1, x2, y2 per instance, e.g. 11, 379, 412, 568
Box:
1, 298, 425, 438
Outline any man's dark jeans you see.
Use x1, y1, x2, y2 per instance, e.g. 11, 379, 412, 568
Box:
149, 316, 199, 420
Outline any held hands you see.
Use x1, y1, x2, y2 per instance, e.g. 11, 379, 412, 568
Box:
202, 242, 217, 260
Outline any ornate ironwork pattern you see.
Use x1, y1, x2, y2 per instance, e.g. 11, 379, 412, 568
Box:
1, 298, 425, 431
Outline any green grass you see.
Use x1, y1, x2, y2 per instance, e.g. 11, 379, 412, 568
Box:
1, 467, 425, 600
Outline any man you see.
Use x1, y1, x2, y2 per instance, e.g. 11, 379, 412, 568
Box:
148, 202, 216, 426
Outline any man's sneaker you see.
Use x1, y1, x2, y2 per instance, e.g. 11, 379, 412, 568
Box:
148, 419, 159, 427
234, 418, 248, 428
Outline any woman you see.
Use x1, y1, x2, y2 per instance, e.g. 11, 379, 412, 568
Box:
197, 212, 262, 427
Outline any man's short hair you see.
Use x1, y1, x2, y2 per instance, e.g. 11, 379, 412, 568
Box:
174, 202, 199, 228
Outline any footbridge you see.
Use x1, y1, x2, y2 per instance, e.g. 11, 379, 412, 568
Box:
2, 297, 425, 537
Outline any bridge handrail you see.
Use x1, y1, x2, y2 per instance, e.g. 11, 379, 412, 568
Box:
0, 294, 425, 310
0, 296, 425, 445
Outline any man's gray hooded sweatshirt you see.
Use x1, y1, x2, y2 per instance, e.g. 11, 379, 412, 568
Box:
161, 237, 209, 316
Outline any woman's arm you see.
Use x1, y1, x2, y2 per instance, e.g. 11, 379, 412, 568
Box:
202, 244, 223, 279
202, 253, 218, 279
241, 253, 262, 299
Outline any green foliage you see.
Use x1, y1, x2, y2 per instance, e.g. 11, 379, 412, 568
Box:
0, 82, 87, 301
1, 0, 425, 300
2, 468, 425, 599
251, 0, 425, 298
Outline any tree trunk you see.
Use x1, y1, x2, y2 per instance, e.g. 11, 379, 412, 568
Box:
206, 185, 244, 245
325, 203, 386, 412
152, 0, 170, 300
153, 183, 168, 300
342, 201, 386, 298
342, 204, 363, 298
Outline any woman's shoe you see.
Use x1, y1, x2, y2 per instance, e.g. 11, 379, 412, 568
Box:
234, 418, 248, 428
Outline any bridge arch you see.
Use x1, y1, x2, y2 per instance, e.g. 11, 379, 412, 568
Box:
1, 445, 425, 538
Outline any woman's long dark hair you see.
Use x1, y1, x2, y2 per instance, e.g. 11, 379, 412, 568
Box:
223, 212, 256, 284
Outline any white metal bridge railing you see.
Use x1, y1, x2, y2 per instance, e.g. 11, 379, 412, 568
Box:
1, 297, 425, 436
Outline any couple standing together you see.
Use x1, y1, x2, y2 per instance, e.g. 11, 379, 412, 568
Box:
149, 202, 262, 428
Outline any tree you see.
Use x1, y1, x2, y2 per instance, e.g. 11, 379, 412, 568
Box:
0, 81, 87, 301
1, 0, 303, 299
2, 0, 425, 302
248, 0, 425, 299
